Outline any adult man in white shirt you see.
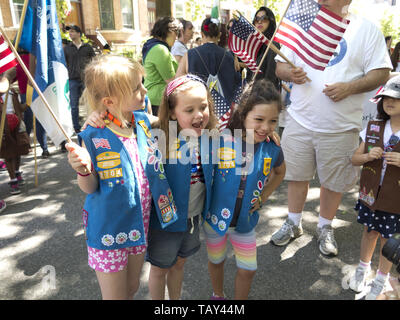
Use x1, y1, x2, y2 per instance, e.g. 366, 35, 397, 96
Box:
271, 0, 392, 256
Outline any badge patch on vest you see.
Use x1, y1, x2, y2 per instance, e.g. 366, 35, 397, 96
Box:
370, 124, 380, 133
92, 138, 111, 150
217, 147, 236, 169
98, 168, 123, 180
359, 187, 375, 206
97, 152, 120, 161
263, 158, 272, 176
158, 194, 174, 223
168, 139, 182, 159
138, 120, 152, 138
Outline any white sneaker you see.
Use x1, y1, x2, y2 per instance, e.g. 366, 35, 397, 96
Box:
270, 218, 303, 246
316, 225, 338, 256
349, 265, 370, 293
365, 277, 387, 300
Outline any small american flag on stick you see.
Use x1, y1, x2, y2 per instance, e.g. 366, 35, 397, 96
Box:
369, 86, 384, 104
0, 34, 18, 73
215, 85, 243, 131
228, 16, 269, 73
275, 0, 350, 71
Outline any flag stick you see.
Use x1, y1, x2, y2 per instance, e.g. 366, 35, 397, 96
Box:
251, 0, 293, 82
33, 111, 38, 186
0, 26, 72, 144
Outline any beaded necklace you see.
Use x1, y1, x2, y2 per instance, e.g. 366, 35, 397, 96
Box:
105, 110, 135, 128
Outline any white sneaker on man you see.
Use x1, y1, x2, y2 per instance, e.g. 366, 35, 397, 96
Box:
316, 225, 338, 256
270, 218, 303, 246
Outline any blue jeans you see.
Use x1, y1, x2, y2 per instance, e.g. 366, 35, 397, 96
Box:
24, 107, 48, 151
69, 79, 84, 132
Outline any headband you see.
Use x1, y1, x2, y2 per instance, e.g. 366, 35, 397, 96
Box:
166, 74, 206, 97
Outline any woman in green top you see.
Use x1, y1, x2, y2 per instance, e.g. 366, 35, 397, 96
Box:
142, 17, 182, 115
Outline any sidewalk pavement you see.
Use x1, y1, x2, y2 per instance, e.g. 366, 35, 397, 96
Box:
0, 139, 392, 300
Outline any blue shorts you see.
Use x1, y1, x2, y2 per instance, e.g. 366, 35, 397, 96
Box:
146, 215, 201, 269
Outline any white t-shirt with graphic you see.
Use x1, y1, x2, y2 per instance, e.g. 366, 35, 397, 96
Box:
276, 13, 392, 133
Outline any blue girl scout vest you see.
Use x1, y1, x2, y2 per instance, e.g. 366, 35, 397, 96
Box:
205, 135, 281, 235
150, 135, 214, 232
79, 111, 178, 250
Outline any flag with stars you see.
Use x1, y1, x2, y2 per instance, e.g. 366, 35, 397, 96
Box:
228, 16, 269, 73
275, 0, 350, 71
214, 85, 243, 131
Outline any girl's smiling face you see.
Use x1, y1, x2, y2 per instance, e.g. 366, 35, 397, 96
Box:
171, 84, 210, 136
243, 103, 279, 144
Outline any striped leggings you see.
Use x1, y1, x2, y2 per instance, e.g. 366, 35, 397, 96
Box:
203, 222, 257, 271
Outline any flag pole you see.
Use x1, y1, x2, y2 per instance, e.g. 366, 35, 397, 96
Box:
251, 0, 293, 82
0, 26, 72, 144
0, 0, 30, 151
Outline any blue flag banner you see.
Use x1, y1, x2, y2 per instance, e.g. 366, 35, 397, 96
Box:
19, 0, 73, 146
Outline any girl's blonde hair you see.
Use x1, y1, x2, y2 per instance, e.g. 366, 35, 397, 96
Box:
157, 75, 218, 156
83, 54, 144, 128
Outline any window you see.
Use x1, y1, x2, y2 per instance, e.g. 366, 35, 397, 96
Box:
98, 0, 115, 30
11, 0, 24, 26
120, 0, 134, 29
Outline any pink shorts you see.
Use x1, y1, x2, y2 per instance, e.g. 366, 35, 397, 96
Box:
87, 245, 146, 273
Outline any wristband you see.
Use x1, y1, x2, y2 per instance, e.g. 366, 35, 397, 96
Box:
77, 163, 93, 177
258, 196, 263, 207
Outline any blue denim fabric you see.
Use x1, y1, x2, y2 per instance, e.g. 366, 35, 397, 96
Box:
69, 79, 84, 132
23, 107, 48, 151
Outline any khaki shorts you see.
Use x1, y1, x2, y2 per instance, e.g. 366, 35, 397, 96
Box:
281, 115, 360, 193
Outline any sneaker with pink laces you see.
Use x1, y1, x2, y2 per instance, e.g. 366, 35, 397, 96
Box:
9, 180, 21, 195
16, 171, 25, 186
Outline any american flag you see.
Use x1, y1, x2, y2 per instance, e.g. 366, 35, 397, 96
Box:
214, 85, 243, 131
369, 86, 384, 104
275, 0, 350, 71
0, 34, 18, 74
228, 16, 269, 73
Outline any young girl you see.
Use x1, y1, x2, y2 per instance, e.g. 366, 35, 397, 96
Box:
146, 74, 217, 299
349, 75, 400, 300
0, 87, 29, 195
65, 54, 177, 300
83, 74, 218, 299
203, 79, 286, 299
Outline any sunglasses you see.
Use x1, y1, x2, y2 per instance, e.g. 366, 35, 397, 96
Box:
254, 15, 269, 23
385, 134, 399, 152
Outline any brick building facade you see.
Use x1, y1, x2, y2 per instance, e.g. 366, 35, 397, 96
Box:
0, 0, 252, 49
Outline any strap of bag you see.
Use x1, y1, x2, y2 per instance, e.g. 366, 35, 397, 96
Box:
194, 47, 227, 78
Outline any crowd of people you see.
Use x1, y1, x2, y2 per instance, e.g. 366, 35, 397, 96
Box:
1, 0, 400, 301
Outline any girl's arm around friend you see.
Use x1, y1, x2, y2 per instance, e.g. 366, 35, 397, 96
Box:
82, 111, 159, 130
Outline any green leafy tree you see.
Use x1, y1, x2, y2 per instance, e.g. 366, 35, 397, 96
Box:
56, 0, 92, 44
380, 10, 400, 46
